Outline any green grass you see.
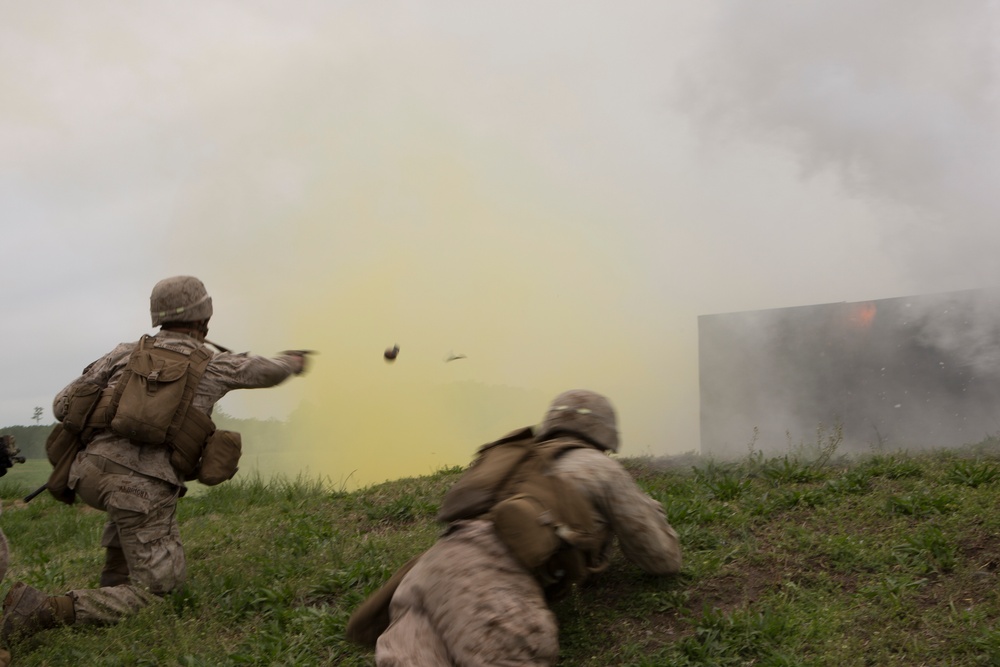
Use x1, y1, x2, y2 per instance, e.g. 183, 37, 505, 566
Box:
0, 459, 51, 499
1, 441, 1000, 665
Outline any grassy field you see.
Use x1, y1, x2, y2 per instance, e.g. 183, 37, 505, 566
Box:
0, 459, 50, 499
1, 437, 999, 666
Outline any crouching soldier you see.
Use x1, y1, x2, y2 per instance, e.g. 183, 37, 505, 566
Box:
348, 389, 683, 666
0, 276, 309, 646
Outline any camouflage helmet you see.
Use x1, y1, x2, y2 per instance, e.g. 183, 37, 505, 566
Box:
536, 389, 620, 452
150, 276, 213, 327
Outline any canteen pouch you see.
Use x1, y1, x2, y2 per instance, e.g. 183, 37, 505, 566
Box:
85, 389, 116, 437
197, 429, 242, 486
44, 424, 82, 504
45, 423, 79, 468
490, 494, 561, 570
168, 409, 215, 480
61, 382, 103, 434
489, 468, 599, 596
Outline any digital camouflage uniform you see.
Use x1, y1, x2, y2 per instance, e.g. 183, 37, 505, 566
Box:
374, 390, 682, 667
0, 435, 20, 592
0, 505, 7, 603
0, 503, 9, 667
1, 276, 306, 646
54, 330, 301, 625
0, 437, 24, 665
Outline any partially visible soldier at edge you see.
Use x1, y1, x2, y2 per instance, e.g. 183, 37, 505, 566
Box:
0, 276, 309, 647
0, 436, 27, 592
0, 435, 25, 667
350, 389, 683, 666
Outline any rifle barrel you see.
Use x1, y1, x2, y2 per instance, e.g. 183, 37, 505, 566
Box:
23, 484, 47, 503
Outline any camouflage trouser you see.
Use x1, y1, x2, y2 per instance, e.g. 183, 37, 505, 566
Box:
0, 503, 8, 583
68, 452, 185, 625
0, 506, 8, 665
376, 519, 559, 667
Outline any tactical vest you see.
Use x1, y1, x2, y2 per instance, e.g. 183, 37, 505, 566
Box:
48, 336, 239, 497
438, 427, 608, 597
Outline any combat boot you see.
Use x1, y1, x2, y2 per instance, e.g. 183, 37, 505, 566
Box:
0, 582, 75, 642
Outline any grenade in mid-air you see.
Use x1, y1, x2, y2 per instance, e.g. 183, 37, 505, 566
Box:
384, 344, 399, 362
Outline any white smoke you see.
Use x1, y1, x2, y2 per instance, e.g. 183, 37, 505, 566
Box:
677, 0, 1000, 288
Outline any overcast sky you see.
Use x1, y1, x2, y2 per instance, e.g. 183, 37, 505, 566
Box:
2, 1, 998, 486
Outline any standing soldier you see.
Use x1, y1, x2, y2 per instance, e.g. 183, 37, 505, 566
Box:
349, 389, 682, 666
0, 276, 309, 644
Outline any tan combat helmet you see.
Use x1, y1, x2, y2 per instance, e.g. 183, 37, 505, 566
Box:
536, 389, 620, 453
150, 276, 214, 327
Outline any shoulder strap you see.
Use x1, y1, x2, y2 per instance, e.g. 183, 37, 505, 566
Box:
533, 437, 593, 464
166, 342, 213, 441
106, 335, 151, 420
436, 427, 536, 523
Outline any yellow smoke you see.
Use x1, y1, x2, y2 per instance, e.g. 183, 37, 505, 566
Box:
171, 119, 691, 489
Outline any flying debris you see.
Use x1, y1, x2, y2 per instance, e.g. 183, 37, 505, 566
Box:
384, 344, 400, 362
445, 351, 467, 362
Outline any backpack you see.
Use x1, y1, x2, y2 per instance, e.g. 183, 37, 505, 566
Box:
109, 335, 212, 446
437, 427, 604, 596
106, 336, 241, 485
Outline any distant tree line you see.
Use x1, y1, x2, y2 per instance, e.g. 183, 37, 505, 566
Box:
0, 424, 53, 459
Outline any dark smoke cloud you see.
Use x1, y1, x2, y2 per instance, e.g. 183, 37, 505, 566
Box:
682, 2, 1000, 457
700, 289, 1000, 457
677, 0, 1000, 286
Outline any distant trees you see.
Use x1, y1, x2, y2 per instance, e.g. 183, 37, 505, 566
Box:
1, 411, 294, 460
32, 407, 43, 425
0, 424, 51, 459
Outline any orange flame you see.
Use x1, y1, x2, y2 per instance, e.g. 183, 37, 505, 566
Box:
847, 302, 877, 329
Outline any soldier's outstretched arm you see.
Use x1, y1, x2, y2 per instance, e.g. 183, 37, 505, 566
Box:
207, 349, 311, 390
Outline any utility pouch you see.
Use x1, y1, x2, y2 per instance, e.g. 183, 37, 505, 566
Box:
197, 429, 242, 486
84, 388, 116, 438
490, 494, 561, 569
44, 424, 82, 505
45, 423, 79, 467
61, 382, 103, 433
439, 431, 604, 594
487, 455, 599, 592
111, 341, 191, 445
169, 409, 216, 480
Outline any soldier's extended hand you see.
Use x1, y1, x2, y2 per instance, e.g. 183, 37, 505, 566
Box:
281, 350, 314, 376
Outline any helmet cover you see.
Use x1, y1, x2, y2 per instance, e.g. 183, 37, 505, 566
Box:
150, 276, 213, 326
536, 389, 619, 452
